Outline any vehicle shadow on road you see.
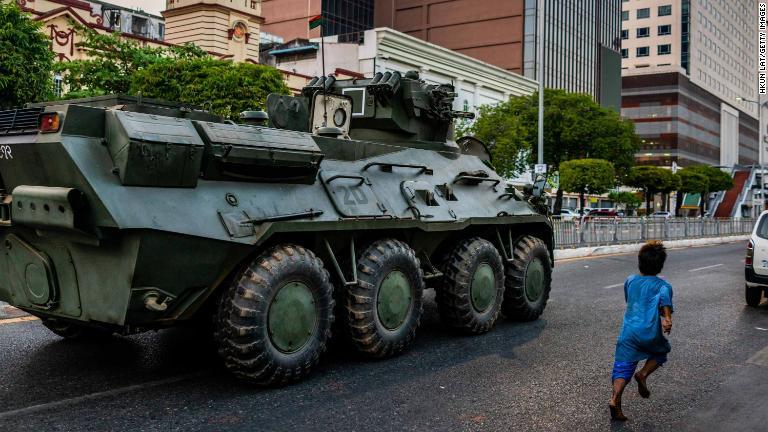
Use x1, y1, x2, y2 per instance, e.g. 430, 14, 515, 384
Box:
0, 293, 547, 425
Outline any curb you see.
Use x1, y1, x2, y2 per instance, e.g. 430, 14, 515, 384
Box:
0, 301, 29, 320
554, 235, 749, 261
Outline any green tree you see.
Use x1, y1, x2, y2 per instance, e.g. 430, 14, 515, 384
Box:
130, 59, 290, 118
559, 159, 616, 214
682, 165, 735, 215
625, 166, 678, 214
674, 168, 709, 216
660, 171, 681, 212
0, 3, 54, 107
54, 24, 207, 97
608, 191, 643, 216
467, 89, 640, 212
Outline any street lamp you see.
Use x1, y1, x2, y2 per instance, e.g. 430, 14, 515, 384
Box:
735, 96, 767, 216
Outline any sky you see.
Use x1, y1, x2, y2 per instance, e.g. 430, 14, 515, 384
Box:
107, 0, 165, 16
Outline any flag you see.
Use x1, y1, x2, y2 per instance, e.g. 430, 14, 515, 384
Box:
309, 14, 324, 29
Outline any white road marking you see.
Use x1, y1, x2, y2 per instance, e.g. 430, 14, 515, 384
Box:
747, 345, 768, 367
603, 283, 623, 289
688, 264, 723, 272
756, 327, 768, 331
0, 372, 208, 420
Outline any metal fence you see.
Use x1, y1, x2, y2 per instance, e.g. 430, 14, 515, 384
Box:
553, 218, 755, 249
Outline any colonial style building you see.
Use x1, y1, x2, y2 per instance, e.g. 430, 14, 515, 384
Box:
15, 0, 311, 93
163, 0, 264, 62
16, 0, 167, 63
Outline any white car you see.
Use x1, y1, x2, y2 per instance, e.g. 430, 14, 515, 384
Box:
555, 209, 578, 221
650, 211, 672, 219
745, 210, 768, 306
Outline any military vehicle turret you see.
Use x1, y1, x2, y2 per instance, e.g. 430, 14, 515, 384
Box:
0, 71, 553, 385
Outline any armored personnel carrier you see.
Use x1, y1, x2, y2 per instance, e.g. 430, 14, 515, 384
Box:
0, 71, 553, 385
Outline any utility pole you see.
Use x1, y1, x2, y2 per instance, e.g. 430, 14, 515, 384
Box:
537, 0, 545, 167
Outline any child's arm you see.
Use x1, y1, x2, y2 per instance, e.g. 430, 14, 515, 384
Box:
661, 306, 672, 334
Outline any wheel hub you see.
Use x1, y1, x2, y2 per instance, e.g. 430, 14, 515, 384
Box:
377, 270, 412, 330
471, 263, 496, 313
525, 258, 545, 302
268, 281, 317, 353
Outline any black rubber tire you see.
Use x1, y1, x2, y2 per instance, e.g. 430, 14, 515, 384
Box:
501, 236, 552, 321
436, 237, 505, 334
746, 285, 762, 307
341, 239, 424, 358
41, 318, 112, 340
215, 244, 334, 386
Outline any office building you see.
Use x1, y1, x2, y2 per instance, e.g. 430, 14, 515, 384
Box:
621, 0, 760, 168
261, 0, 374, 42
375, 0, 623, 108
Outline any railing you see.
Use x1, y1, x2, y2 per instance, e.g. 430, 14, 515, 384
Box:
553, 217, 755, 249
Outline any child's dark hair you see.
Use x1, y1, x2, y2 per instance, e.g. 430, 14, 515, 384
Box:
638, 241, 666, 275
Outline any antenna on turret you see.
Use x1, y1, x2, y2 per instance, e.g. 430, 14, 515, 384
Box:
309, 14, 328, 126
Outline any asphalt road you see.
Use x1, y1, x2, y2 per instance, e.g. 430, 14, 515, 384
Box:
0, 242, 766, 432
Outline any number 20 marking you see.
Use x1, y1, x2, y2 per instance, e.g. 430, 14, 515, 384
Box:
0, 145, 12, 160
342, 185, 368, 205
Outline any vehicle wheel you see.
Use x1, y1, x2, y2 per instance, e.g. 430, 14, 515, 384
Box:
41, 318, 112, 340
746, 285, 762, 307
215, 244, 334, 386
341, 239, 424, 358
502, 236, 552, 321
436, 237, 505, 334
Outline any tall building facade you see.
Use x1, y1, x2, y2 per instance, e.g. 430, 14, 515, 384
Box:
374, 0, 623, 108
261, 0, 373, 42
621, 0, 759, 168
528, 0, 623, 109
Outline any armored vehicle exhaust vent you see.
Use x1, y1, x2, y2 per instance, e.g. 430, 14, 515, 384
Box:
0, 108, 44, 135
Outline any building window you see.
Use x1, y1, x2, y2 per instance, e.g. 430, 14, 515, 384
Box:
621, 48, 629, 58
637, 27, 650, 38
658, 44, 671, 55
621, 29, 629, 39
622, 11, 629, 21
104, 9, 121, 29
53, 74, 63, 98
658, 5, 672, 16
637, 8, 650, 19
131, 16, 148, 37
636, 46, 650, 57
321, 0, 375, 41
158, 23, 165, 40
658, 24, 671, 35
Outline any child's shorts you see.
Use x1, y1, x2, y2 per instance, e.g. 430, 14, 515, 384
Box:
611, 354, 667, 382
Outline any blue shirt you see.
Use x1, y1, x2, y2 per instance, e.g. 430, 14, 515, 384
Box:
614, 274, 674, 362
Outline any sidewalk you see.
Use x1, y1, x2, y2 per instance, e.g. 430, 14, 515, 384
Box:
554, 234, 748, 261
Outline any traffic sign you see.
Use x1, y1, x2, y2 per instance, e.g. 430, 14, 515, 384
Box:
534, 164, 548, 174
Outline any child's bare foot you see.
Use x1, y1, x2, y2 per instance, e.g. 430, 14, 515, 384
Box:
634, 371, 650, 398
609, 404, 628, 421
